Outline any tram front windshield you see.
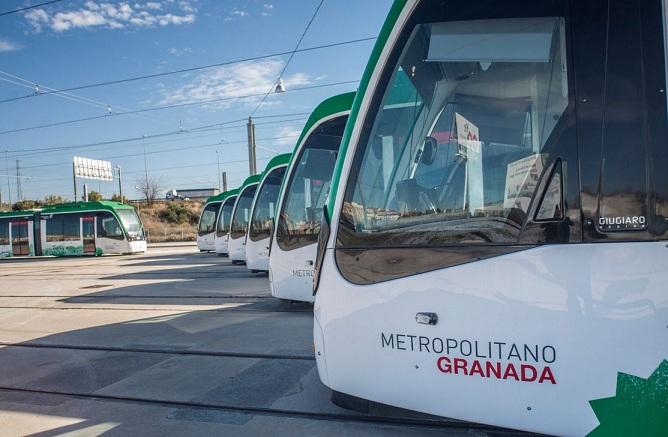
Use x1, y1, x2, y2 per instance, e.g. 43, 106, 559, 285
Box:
230, 185, 258, 239
277, 115, 346, 251
198, 202, 220, 236
339, 13, 569, 247
249, 167, 286, 242
216, 197, 237, 237
117, 209, 144, 240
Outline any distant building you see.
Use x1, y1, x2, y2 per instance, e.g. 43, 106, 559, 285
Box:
166, 188, 220, 201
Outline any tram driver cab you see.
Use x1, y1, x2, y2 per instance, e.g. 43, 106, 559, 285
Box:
314, 0, 668, 435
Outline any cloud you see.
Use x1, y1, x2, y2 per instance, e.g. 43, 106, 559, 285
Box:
167, 46, 192, 56
0, 39, 20, 52
261, 3, 273, 16
24, 1, 196, 32
275, 126, 302, 145
157, 58, 312, 110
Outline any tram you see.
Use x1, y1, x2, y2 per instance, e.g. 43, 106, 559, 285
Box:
269, 92, 355, 301
228, 174, 262, 263
0, 201, 146, 257
245, 153, 291, 273
213, 188, 239, 256
196, 192, 227, 252
313, 0, 668, 435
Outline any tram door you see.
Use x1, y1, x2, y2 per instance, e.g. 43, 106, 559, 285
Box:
82, 217, 96, 254
10, 221, 29, 256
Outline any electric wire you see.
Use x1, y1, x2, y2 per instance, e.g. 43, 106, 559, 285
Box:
0, 0, 63, 17
0, 37, 375, 104
4, 112, 311, 156
251, 0, 325, 117
0, 79, 358, 135
0, 70, 175, 127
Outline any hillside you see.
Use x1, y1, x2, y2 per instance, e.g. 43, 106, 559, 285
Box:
135, 201, 203, 243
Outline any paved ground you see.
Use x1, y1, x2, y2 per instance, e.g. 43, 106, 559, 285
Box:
0, 247, 528, 436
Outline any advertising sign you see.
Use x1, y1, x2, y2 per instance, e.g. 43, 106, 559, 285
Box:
73, 157, 114, 181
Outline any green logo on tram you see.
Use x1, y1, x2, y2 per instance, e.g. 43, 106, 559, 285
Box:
588, 360, 668, 436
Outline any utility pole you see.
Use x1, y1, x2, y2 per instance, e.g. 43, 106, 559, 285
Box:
72, 161, 78, 201
222, 171, 228, 192
247, 117, 257, 175
142, 135, 149, 184
117, 165, 123, 203
216, 150, 221, 190
4, 151, 11, 206
15, 160, 22, 201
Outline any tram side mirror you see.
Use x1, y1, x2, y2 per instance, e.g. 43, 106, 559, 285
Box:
421, 136, 438, 166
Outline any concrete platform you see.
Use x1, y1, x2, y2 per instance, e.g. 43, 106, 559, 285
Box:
0, 246, 527, 436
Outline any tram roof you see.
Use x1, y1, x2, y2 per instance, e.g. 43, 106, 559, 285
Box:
239, 174, 262, 193
205, 188, 239, 204
262, 153, 292, 174
0, 209, 40, 218
41, 201, 137, 214
0, 201, 136, 218
292, 92, 356, 153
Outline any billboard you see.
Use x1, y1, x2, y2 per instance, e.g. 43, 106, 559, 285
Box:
73, 156, 114, 181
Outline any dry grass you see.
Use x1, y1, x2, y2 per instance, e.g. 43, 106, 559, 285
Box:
135, 201, 203, 243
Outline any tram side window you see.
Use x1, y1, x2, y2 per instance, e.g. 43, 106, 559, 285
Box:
46, 214, 81, 242
216, 197, 237, 237
249, 167, 287, 242
63, 215, 80, 240
97, 213, 124, 240
0, 219, 9, 245
277, 116, 346, 251
339, 16, 569, 248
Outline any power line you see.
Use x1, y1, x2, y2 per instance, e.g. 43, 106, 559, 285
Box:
0, 0, 63, 17
0, 79, 358, 135
19, 134, 300, 171
0, 70, 174, 127
10, 116, 309, 160
4, 111, 311, 157
251, 0, 325, 117
0, 36, 375, 105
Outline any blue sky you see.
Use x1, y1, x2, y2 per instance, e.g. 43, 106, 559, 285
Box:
0, 0, 392, 202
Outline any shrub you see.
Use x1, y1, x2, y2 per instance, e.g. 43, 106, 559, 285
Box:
43, 195, 66, 205
13, 200, 41, 211
111, 194, 127, 203
160, 202, 194, 224
88, 191, 103, 202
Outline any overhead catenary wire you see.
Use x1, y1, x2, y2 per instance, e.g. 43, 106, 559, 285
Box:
0, 70, 175, 127
0, 36, 375, 105
4, 112, 311, 158
251, 0, 325, 117
0, 79, 359, 136
0, 0, 63, 17
9, 116, 309, 161
19, 133, 300, 171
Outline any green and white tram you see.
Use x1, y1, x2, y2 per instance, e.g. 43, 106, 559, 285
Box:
0, 201, 146, 257
313, 0, 668, 435
197, 193, 227, 252
245, 153, 291, 273
213, 188, 239, 256
228, 174, 262, 263
268, 92, 355, 302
